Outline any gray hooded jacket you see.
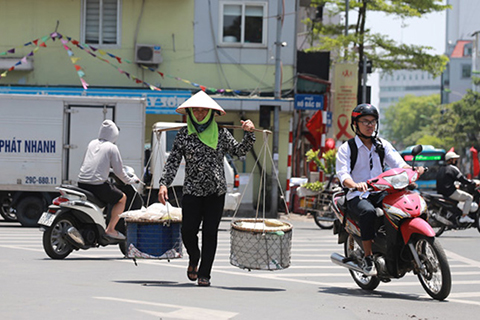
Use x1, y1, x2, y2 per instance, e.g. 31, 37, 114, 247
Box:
78, 120, 136, 185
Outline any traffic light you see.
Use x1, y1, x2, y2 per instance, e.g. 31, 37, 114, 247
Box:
359, 60, 373, 74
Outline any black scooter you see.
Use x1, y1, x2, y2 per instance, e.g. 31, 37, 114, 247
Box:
422, 182, 480, 237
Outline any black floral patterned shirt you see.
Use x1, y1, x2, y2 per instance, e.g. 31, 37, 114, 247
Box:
159, 127, 255, 197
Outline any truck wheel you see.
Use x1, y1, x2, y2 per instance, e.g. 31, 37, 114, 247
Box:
16, 196, 45, 227
1, 205, 17, 222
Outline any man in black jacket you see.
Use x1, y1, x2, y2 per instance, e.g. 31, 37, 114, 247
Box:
436, 151, 479, 224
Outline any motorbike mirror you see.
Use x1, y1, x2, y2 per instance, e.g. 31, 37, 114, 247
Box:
412, 145, 423, 157
411, 145, 423, 169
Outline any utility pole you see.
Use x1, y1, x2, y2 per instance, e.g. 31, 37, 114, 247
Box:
345, 0, 349, 37
270, 0, 283, 218
362, 55, 367, 103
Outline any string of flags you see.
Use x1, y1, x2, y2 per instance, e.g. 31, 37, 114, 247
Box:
0, 34, 52, 79
0, 32, 245, 94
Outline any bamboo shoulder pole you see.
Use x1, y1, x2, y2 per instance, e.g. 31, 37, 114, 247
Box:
153, 124, 272, 135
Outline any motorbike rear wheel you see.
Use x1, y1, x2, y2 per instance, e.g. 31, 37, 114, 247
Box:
428, 206, 447, 237
344, 234, 380, 291
414, 235, 451, 301
42, 214, 74, 259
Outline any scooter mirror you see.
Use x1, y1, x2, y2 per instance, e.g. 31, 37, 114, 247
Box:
412, 145, 423, 157
411, 145, 423, 169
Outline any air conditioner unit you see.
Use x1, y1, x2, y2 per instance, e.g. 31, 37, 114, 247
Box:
134, 44, 163, 64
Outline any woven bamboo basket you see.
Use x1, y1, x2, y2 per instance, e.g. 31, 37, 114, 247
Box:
230, 218, 293, 271
125, 217, 182, 260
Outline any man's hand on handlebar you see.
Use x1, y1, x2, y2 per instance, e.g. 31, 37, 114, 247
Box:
415, 166, 426, 176
354, 182, 369, 192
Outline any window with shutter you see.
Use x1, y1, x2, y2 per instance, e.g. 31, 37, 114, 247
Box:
82, 0, 121, 46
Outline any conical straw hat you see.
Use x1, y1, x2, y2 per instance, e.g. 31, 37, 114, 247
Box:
176, 91, 226, 116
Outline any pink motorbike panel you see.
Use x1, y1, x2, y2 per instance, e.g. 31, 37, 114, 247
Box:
400, 218, 435, 243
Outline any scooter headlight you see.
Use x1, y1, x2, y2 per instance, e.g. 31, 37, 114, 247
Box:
383, 171, 409, 189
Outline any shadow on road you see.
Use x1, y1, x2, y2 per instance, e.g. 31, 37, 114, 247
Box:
218, 286, 285, 292
318, 286, 435, 302
114, 280, 286, 292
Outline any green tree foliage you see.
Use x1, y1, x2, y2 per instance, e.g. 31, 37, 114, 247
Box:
383, 94, 444, 149
306, 0, 450, 77
449, 89, 480, 148
383, 90, 480, 152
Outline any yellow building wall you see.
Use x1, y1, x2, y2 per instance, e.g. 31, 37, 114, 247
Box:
0, 0, 294, 94
0, 0, 294, 208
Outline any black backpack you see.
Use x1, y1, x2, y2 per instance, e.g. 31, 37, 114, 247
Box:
347, 137, 385, 172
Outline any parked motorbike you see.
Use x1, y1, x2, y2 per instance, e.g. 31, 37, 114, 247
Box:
311, 175, 341, 229
422, 182, 480, 237
38, 167, 143, 259
330, 145, 451, 301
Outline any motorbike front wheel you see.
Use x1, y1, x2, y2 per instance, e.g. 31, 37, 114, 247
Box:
42, 214, 74, 259
414, 235, 451, 301
344, 234, 380, 291
476, 212, 480, 234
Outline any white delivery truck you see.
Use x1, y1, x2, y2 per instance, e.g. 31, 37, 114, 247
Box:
0, 94, 146, 226
144, 122, 241, 212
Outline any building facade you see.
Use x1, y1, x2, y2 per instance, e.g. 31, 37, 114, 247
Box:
378, 70, 441, 130
442, 0, 480, 103
0, 0, 308, 208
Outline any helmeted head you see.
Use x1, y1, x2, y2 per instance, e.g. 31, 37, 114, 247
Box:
351, 103, 379, 138
445, 151, 460, 163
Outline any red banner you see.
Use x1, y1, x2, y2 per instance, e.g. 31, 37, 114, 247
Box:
306, 110, 324, 149
470, 146, 479, 177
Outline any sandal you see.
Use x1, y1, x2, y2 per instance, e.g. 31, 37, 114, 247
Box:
187, 266, 198, 281
197, 277, 211, 287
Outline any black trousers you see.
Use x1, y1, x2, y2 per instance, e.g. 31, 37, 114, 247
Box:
347, 192, 386, 241
181, 193, 225, 279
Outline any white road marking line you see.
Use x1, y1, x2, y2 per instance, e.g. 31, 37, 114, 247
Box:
445, 249, 480, 268
94, 296, 238, 320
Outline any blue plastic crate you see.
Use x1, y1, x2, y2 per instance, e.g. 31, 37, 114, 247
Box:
126, 220, 182, 259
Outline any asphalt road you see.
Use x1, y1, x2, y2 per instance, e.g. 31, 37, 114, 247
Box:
1, 214, 480, 320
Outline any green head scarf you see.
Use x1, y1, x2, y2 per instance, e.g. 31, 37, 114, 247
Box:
186, 108, 219, 149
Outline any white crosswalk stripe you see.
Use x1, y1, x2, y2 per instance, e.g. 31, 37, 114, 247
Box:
1, 224, 480, 305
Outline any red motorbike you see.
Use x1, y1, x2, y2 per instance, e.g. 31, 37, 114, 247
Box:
330, 145, 451, 301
